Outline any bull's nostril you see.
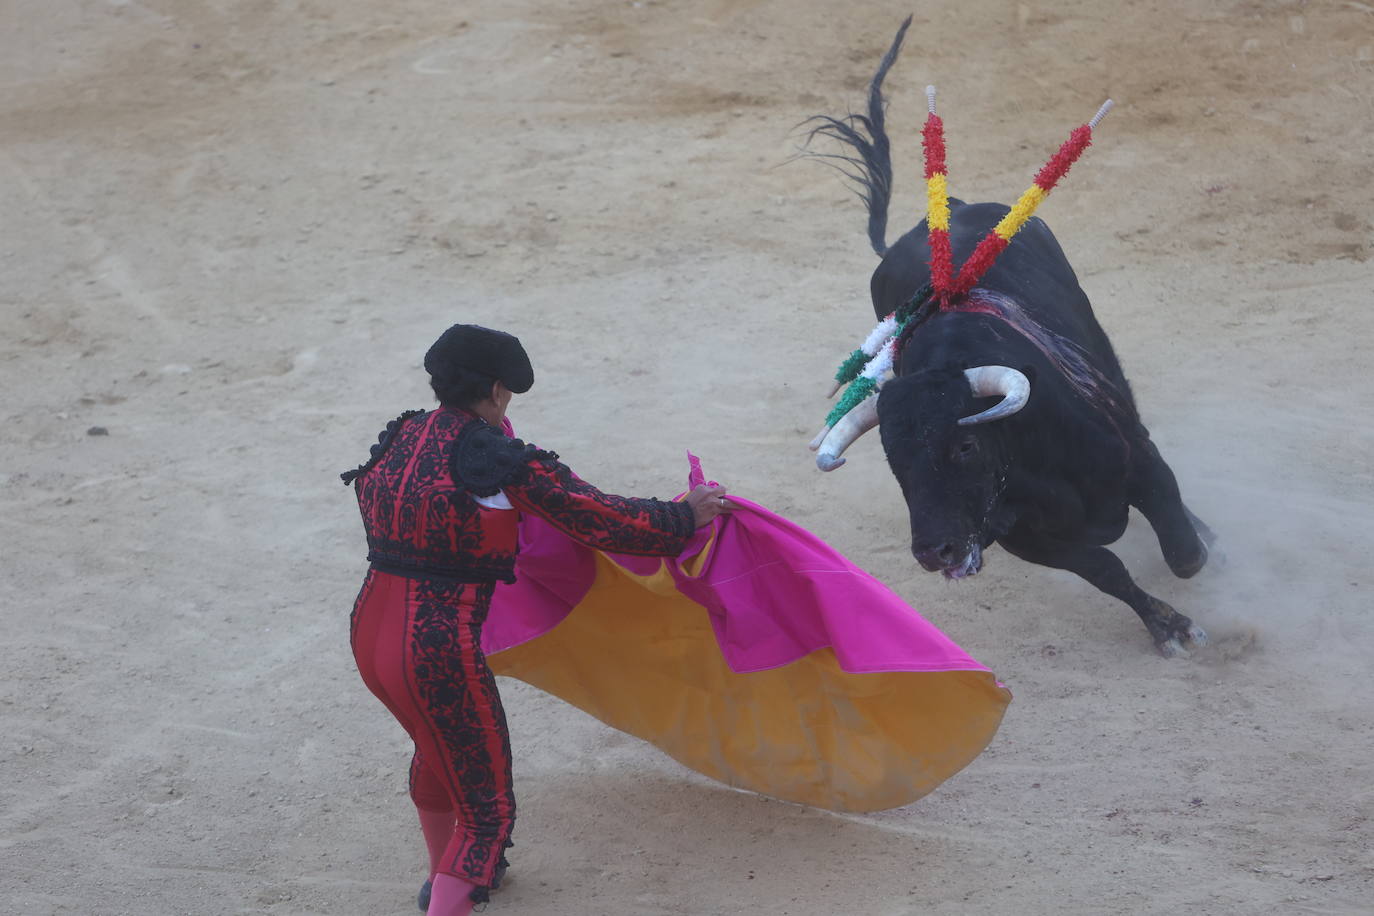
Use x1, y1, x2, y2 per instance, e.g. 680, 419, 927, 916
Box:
914, 542, 962, 571
913, 544, 950, 572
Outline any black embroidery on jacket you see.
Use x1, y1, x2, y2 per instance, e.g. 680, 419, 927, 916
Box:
350, 407, 694, 586
341, 409, 427, 485
449, 423, 548, 497
353, 411, 521, 583
505, 457, 696, 557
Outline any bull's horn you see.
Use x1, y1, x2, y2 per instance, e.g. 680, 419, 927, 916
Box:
826, 379, 842, 399
958, 366, 1031, 426
808, 425, 831, 452
816, 393, 881, 471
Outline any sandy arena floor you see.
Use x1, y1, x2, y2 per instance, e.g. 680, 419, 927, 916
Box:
3, 1, 1373, 913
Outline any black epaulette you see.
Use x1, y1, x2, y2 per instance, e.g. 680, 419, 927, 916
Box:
340, 409, 426, 485
449, 422, 556, 497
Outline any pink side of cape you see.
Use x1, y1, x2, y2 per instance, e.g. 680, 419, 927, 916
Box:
483, 453, 992, 676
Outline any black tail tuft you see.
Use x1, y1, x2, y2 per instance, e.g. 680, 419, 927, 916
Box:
797, 15, 911, 257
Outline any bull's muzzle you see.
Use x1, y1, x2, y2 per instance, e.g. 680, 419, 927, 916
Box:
914, 542, 983, 579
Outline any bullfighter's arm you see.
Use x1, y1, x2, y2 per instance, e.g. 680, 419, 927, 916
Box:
451, 423, 695, 557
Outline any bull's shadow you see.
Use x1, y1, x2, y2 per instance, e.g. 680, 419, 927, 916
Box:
803, 18, 1211, 656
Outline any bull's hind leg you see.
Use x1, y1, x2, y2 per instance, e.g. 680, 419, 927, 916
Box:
1129, 439, 1209, 579
999, 531, 1207, 657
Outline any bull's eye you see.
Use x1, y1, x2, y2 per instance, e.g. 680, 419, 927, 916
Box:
953, 436, 979, 461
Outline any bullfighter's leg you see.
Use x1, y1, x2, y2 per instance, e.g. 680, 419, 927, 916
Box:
1128, 439, 1209, 579
999, 531, 1207, 657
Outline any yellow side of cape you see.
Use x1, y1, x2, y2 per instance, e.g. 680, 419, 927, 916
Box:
489, 552, 1010, 812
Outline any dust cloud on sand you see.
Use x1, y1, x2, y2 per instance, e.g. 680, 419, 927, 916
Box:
3, 1, 1372, 914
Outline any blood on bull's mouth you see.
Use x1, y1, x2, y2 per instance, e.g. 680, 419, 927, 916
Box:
942, 545, 983, 580
913, 542, 983, 578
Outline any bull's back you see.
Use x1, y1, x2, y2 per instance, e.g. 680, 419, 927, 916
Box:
870, 202, 1119, 372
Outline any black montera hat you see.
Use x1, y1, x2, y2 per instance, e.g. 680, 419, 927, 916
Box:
424, 324, 534, 394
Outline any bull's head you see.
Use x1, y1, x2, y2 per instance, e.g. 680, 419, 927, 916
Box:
814, 365, 1029, 579
881, 366, 1028, 577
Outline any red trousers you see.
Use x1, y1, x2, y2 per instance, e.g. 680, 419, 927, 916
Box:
350, 569, 515, 887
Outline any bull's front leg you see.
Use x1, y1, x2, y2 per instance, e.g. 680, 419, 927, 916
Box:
998, 529, 1208, 657
1129, 438, 1210, 579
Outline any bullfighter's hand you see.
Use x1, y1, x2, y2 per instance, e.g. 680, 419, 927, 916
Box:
685, 484, 734, 527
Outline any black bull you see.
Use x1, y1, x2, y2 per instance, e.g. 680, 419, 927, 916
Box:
808, 23, 1212, 656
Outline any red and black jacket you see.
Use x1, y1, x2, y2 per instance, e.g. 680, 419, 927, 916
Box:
342, 408, 695, 584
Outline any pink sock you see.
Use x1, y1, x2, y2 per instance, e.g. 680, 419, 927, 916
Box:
417, 808, 455, 878
428, 873, 478, 916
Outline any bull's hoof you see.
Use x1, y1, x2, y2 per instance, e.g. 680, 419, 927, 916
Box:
1168, 538, 1208, 579
1186, 508, 1218, 549
1159, 637, 1190, 659
1156, 622, 1209, 658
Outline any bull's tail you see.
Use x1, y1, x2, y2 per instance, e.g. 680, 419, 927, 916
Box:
799, 16, 911, 257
